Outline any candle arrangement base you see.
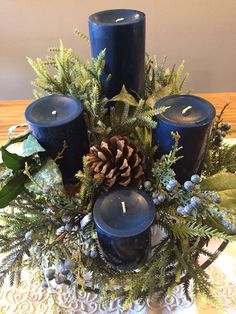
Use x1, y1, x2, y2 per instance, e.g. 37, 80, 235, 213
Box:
96, 229, 151, 271
93, 187, 155, 271
0, 9, 236, 313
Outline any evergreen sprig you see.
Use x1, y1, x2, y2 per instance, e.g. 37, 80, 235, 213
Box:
145, 55, 190, 106
27, 37, 190, 146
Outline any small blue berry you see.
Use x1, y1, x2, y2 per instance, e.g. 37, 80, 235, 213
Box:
176, 206, 187, 216
221, 123, 231, 131
166, 184, 175, 192
144, 180, 152, 191
190, 196, 202, 208
184, 181, 195, 191
45, 208, 54, 216
56, 226, 65, 236
55, 274, 66, 285
153, 198, 161, 205
184, 204, 194, 214
152, 192, 159, 198
45, 268, 55, 280
190, 174, 201, 184
66, 274, 75, 284
158, 192, 166, 203
41, 280, 48, 288
24, 230, 33, 242
65, 223, 73, 233
64, 259, 74, 271
212, 193, 221, 204
58, 265, 69, 275
89, 250, 98, 259
168, 179, 178, 188
166, 179, 178, 192
61, 215, 71, 223
57, 263, 65, 273
63, 280, 72, 285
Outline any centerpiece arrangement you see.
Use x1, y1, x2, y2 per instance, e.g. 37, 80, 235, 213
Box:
0, 9, 236, 311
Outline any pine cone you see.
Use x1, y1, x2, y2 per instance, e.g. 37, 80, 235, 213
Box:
86, 135, 144, 187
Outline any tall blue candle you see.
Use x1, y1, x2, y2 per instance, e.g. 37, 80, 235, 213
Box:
153, 95, 216, 183
25, 95, 89, 183
93, 187, 155, 270
89, 9, 145, 99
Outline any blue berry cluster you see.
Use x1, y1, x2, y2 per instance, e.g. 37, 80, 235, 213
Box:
55, 215, 79, 236
81, 240, 98, 259
42, 259, 75, 288
221, 218, 236, 234
152, 191, 167, 205
211, 123, 231, 147
176, 174, 202, 217
61, 215, 75, 233
165, 179, 178, 192
211, 192, 221, 204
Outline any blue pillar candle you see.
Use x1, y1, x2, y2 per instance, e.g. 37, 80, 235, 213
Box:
153, 95, 216, 183
93, 187, 155, 270
89, 9, 145, 99
24, 95, 89, 183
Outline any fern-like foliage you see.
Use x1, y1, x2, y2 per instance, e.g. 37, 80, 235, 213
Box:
75, 157, 104, 213
152, 132, 183, 188
28, 41, 109, 144
28, 37, 190, 148
28, 41, 104, 99
0, 192, 52, 287
165, 221, 235, 241
205, 143, 236, 175
145, 55, 190, 106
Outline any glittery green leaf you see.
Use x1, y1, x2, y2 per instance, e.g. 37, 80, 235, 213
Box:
218, 189, 236, 210
1, 146, 27, 170
22, 134, 45, 157
201, 172, 236, 191
25, 158, 64, 193
0, 173, 27, 208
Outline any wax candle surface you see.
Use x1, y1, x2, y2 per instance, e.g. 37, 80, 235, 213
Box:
93, 187, 155, 270
153, 95, 216, 183
25, 95, 89, 183
89, 9, 145, 99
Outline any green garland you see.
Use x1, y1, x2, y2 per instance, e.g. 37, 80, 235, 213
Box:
0, 35, 236, 311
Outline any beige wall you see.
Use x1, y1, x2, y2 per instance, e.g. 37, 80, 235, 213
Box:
0, 0, 235, 99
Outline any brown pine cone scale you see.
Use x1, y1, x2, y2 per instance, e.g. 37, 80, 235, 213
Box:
86, 135, 144, 187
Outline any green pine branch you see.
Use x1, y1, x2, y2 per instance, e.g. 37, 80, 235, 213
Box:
166, 221, 235, 241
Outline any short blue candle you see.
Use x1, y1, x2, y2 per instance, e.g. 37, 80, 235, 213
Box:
25, 95, 89, 183
89, 9, 145, 99
93, 187, 155, 270
153, 95, 216, 183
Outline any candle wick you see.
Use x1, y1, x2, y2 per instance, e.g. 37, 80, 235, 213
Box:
51, 110, 57, 116
182, 106, 192, 116
116, 17, 125, 23
121, 201, 127, 214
